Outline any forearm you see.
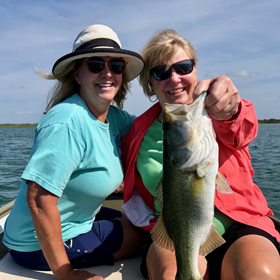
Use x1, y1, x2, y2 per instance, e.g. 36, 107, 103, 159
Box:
212, 99, 258, 149
27, 182, 72, 280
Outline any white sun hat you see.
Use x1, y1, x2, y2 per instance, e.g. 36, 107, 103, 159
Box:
52, 24, 144, 83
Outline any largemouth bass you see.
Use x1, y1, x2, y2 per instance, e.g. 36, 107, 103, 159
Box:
151, 92, 232, 280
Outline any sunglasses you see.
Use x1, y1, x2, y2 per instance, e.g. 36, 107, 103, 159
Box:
150, 59, 195, 81
87, 57, 126, 74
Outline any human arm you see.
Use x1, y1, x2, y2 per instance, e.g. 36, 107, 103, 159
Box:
27, 181, 104, 280
193, 76, 258, 149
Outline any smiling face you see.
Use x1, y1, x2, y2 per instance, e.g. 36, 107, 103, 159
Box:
149, 48, 197, 110
73, 56, 123, 119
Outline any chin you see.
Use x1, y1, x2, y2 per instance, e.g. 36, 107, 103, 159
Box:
171, 97, 192, 105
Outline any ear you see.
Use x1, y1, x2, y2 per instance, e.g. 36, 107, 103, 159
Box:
148, 82, 154, 93
73, 69, 81, 85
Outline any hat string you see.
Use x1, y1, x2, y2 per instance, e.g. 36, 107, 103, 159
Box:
75, 38, 121, 51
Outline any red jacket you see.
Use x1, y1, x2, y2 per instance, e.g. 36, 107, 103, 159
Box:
121, 100, 280, 241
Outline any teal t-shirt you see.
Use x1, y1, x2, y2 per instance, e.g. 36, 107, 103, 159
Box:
136, 119, 234, 235
3, 93, 134, 252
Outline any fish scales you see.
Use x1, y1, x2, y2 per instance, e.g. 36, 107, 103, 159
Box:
151, 92, 232, 280
163, 161, 205, 279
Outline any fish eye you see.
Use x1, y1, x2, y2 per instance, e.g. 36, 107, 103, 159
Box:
163, 122, 171, 130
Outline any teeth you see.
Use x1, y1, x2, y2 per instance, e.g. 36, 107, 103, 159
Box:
98, 83, 112, 87
168, 88, 184, 94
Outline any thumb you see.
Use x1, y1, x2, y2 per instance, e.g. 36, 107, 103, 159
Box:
193, 78, 215, 100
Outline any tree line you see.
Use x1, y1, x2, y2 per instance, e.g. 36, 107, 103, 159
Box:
258, 119, 280, 124
0, 124, 37, 127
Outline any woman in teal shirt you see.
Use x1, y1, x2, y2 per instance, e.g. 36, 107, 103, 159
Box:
3, 24, 145, 280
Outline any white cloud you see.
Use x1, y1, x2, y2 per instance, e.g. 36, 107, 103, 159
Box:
231, 70, 251, 78
17, 111, 34, 115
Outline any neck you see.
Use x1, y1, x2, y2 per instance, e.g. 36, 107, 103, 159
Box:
84, 99, 110, 123
157, 111, 163, 123
94, 111, 108, 123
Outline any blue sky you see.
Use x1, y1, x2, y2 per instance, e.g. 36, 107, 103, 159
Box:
1, 0, 279, 124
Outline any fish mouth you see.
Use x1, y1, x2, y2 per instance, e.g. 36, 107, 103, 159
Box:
167, 88, 186, 95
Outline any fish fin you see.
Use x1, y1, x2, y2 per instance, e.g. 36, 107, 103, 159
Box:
155, 180, 164, 208
151, 212, 174, 251
196, 163, 207, 178
215, 172, 233, 194
199, 225, 225, 256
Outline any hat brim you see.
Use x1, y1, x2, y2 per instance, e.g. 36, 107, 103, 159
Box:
52, 48, 144, 83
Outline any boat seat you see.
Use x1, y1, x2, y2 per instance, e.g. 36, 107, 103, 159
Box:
0, 253, 143, 280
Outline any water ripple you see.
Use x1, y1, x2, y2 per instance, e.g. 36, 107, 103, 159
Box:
0, 127, 34, 207
0, 125, 280, 219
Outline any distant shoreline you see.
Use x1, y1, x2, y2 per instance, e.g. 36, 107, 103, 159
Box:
0, 121, 280, 127
258, 123, 280, 125
258, 119, 280, 124
0, 124, 37, 127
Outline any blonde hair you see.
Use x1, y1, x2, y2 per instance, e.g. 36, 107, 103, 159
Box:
139, 29, 198, 97
41, 59, 130, 112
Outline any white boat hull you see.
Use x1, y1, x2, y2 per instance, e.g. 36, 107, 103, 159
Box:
0, 198, 143, 279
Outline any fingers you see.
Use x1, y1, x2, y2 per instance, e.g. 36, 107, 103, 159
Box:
194, 76, 241, 121
114, 181, 124, 193
208, 98, 240, 121
193, 78, 214, 100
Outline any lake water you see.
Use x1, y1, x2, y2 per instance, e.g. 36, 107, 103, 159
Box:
0, 125, 280, 218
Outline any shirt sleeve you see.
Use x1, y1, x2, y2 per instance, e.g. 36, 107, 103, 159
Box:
21, 123, 84, 197
211, 99, 258, 150
108, 106, 136, 138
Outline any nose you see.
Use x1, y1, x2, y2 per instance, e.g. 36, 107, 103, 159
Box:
169, 67, 181, 82
100, 61, 113, 77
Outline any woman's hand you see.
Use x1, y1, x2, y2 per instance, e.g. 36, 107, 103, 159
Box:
193, 76, 241, 121
114, 181, 124, 193
63, 269, 105, 280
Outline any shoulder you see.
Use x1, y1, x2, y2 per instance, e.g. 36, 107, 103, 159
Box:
135, 102, 161, 123
121, 103, 161, 146
107, 105, 135, 122
107, 106, 135, 137
38, 94, 87, 129
127, 102, 161, 132
35, 94, 90, 148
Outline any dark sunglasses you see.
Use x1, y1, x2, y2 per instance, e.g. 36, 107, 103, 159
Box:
150, 59, 195, 81
87, 57, 126, 74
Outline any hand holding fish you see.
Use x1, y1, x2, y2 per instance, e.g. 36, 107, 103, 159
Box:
193, 76, 241, 121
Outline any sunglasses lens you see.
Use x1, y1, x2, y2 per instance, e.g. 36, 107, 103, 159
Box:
109, 59, 126, 74
87, 58, 104, 73
87, 58, 126, 74
151, 59, 195, 81
152, 66, 171, 81
175, 60, 194, 75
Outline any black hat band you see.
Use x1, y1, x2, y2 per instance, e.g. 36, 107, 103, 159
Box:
75, 38, 121, 52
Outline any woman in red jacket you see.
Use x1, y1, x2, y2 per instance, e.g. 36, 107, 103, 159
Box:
121, 29, 280, 280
